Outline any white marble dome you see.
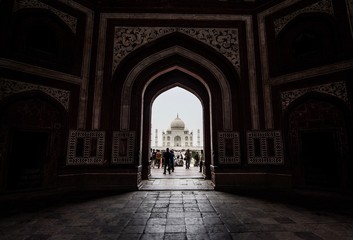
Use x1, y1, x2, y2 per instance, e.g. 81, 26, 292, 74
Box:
170, 115, 185, 130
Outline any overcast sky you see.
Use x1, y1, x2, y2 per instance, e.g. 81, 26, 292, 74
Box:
151, 87, 203, 147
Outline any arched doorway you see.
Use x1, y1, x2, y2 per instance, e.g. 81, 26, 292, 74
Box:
150, 86, 204, 178
141, 69, 212, 180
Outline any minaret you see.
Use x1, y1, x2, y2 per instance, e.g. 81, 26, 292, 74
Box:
197, 129, 200, 146
155, 129, 158, 147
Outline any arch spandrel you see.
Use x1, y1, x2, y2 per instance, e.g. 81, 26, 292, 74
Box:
113, 27, 240, 75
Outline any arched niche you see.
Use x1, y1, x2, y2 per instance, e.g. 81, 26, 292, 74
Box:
0, 91, 68, 191
5, 9, 79, 74
275, 13, 338, 74
284, 92, 352, 192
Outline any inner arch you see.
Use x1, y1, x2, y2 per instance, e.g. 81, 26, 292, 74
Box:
140, 69, 213, 179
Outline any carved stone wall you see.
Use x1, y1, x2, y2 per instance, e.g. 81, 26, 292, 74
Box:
113, 27, 240, 74
247, 131, 284, 165
67, 130, 105, 165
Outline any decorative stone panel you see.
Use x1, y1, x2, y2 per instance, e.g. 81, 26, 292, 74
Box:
247, 131, 283, 165
0, 78, 70, 110
113, 27, 240, 73
281, 81, 348, 110
13, 0, 77, 33
112, 131, 135, 164
218, 132, 240, 164
274, 0, 334, 36
67, 130, 105, 165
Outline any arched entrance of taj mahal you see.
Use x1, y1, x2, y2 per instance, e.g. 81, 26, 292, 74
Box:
108, 32, 245, 184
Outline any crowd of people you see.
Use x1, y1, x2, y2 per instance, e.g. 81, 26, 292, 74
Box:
150, 148, 202, 174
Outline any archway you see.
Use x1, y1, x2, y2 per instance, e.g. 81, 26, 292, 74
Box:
150, 86, 204, 177
141, 68, 212, 180
110, 33, 242, 187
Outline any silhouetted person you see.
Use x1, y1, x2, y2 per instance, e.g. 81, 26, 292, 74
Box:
163, 148, 171, 174
185, 149, 191, 169
170, 150, 175, 172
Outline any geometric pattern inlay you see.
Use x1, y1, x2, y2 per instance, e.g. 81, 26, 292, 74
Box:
66, 130, 105, 165
218, 132, 240, 164
0, 78, 70, 110
113, 27, 239, 73
274, 0, 334, 35
281, 81, 348, 110
112, 131, 135, 164
13, 0, 77, 33
247, 131, 284, 165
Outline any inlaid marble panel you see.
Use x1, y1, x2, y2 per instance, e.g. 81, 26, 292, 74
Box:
112, 131, 135, 164
218, 132, 240, 164
67, 130, 105, 165
247, 131, 283, 165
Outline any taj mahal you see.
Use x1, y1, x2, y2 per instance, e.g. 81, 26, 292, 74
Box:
152, 115, 202, 151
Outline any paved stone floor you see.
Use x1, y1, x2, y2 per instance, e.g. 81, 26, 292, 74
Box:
140, 166, 214, 190
1, 188, 353, 240
1, 167, 353, 239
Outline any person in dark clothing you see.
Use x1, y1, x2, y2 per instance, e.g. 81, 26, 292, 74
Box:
185, 149, 191, 169
170, 150, 175, 172
163, 148, 171, 174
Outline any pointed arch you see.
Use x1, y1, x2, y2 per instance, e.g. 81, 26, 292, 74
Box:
120, 46, 232, 131
140, 69, 212, 179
